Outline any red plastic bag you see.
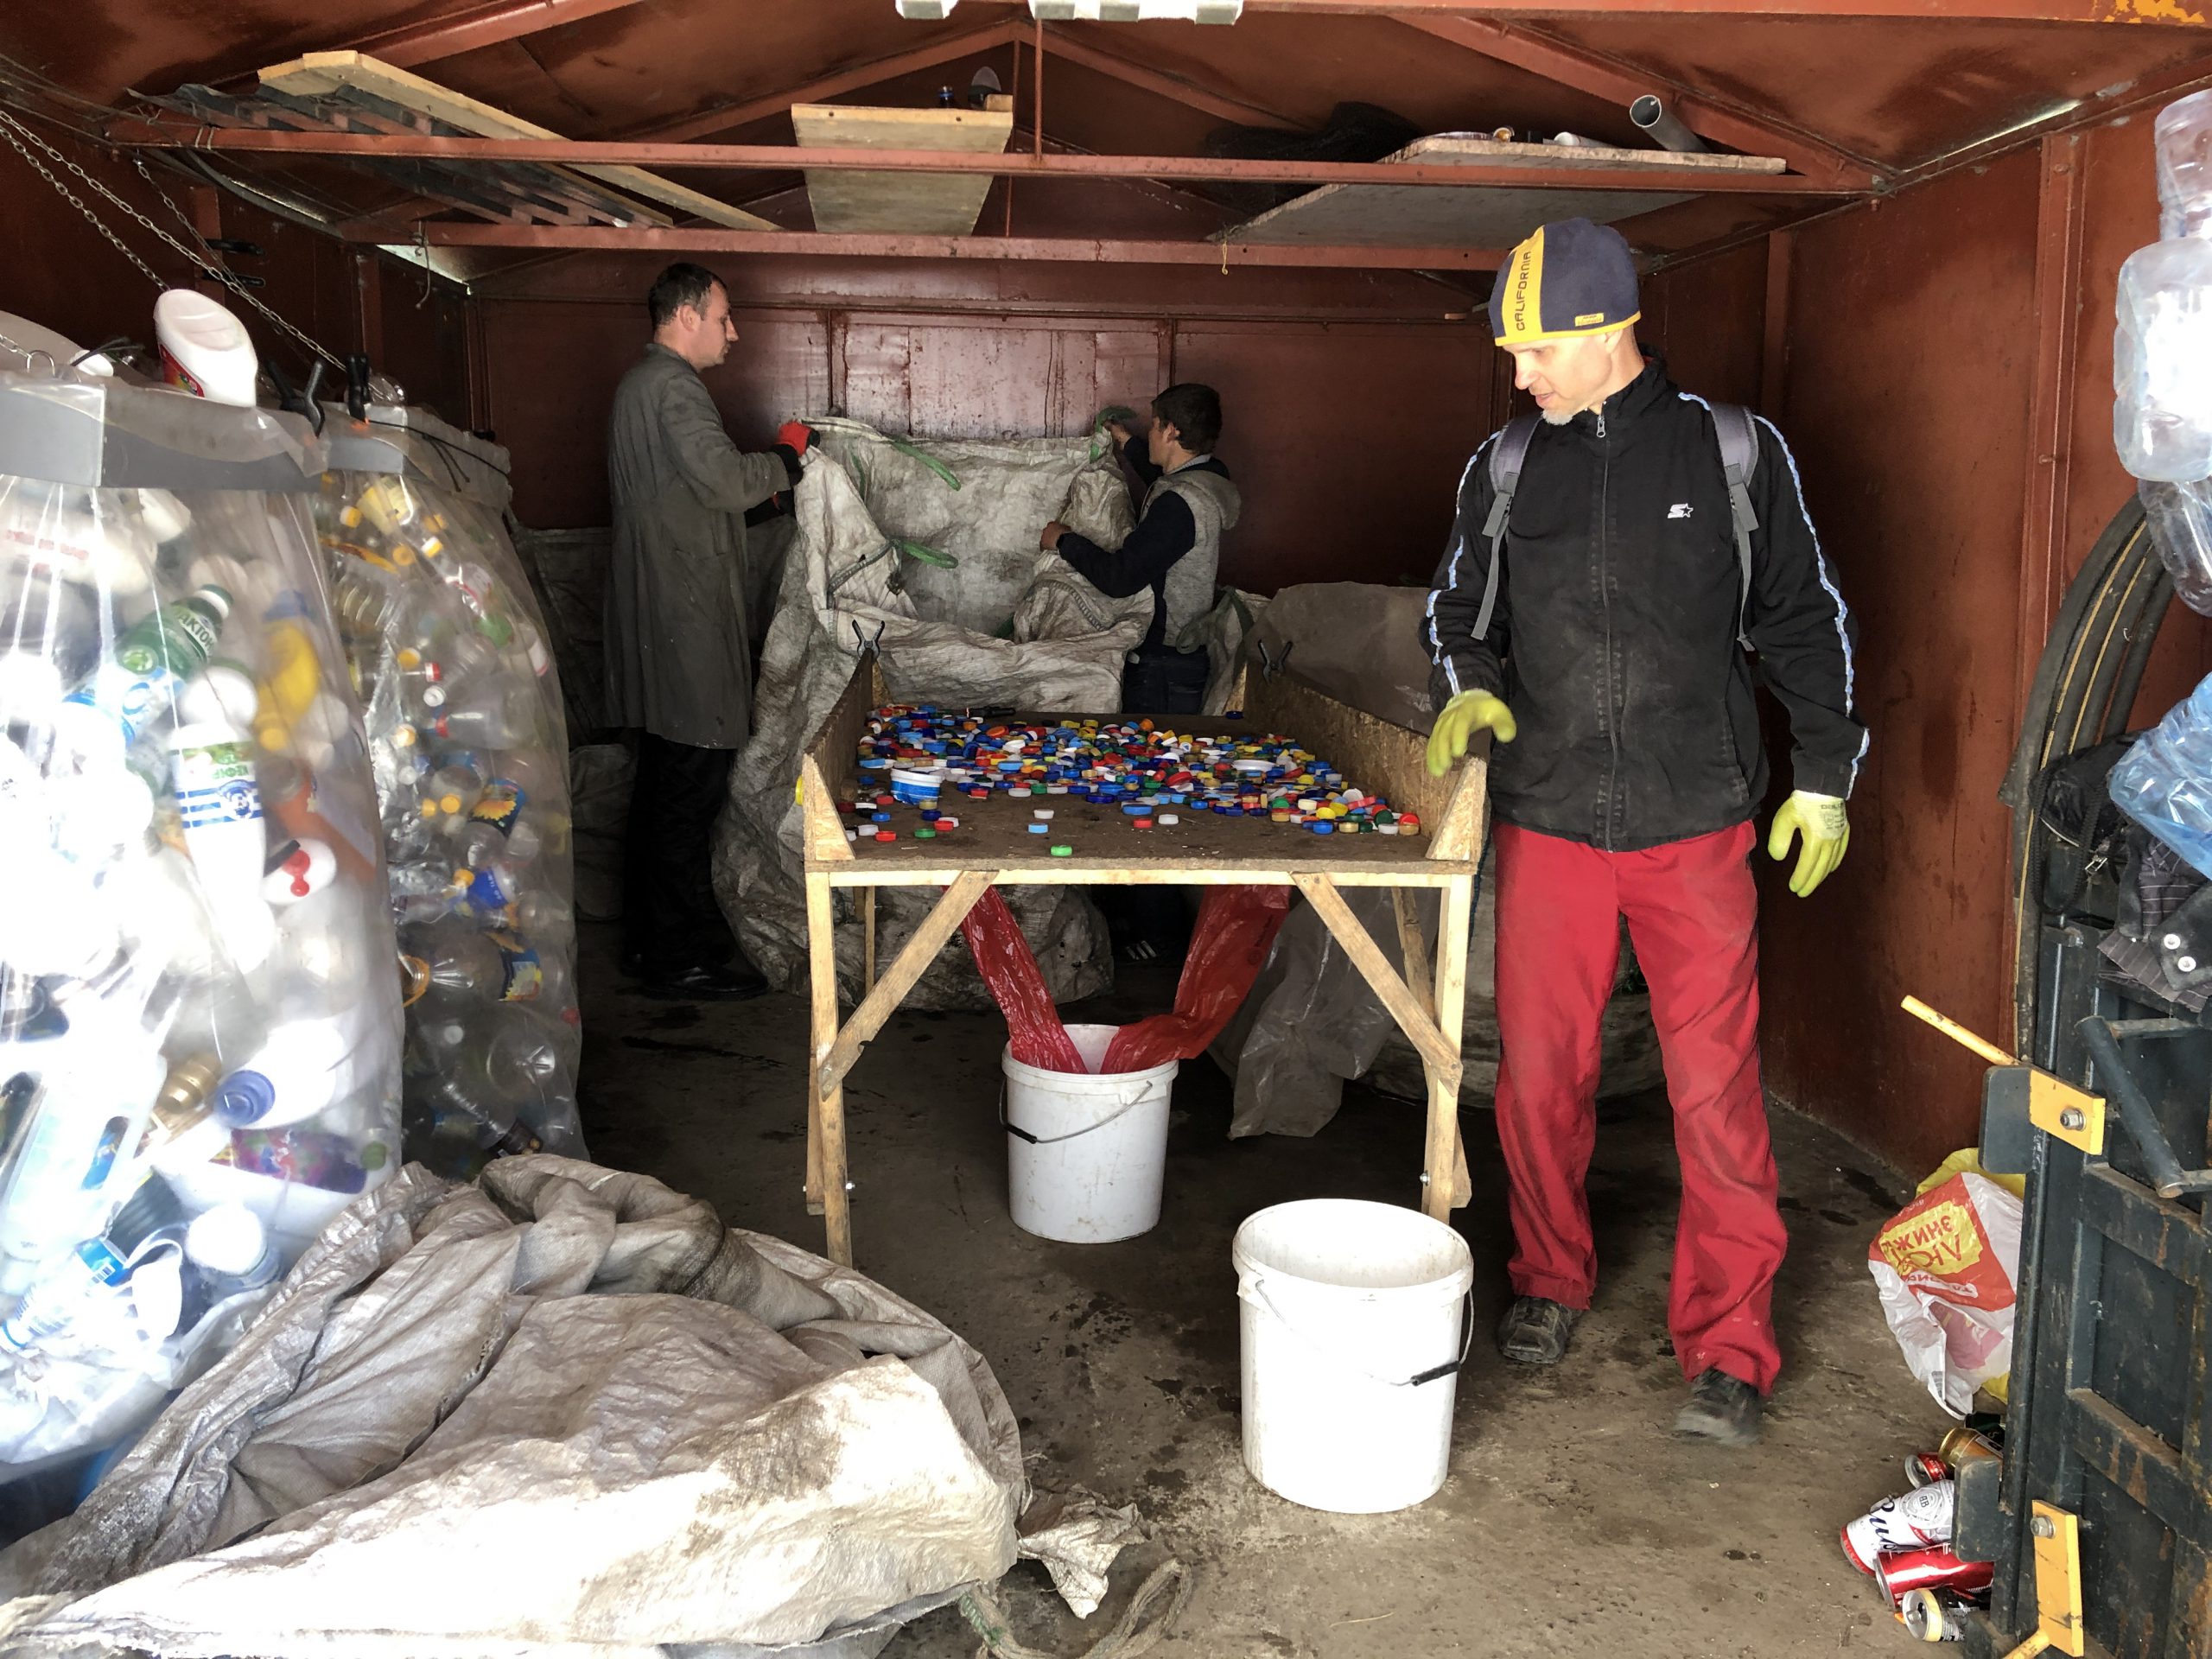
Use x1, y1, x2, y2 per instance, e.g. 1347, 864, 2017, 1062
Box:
1103, 887, 1292, 1071
960, 885, 1291, 1074
959, 889, 1085, 1072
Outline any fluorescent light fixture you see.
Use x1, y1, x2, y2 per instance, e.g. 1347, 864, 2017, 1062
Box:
1031, 1, 1243, 16
896, 0, 1243, 18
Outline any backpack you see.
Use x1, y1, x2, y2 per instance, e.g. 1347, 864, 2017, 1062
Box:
1470, 403, 1762, 650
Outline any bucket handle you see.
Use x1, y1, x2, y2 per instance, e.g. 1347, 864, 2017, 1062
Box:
999, 1084, 1154, 1147
1238, 1269, 1474, 1389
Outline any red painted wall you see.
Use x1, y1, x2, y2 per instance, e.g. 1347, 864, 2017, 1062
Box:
471, 251, 1496, 593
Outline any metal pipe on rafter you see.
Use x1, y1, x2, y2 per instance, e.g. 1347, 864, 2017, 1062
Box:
1630, 96, 1708, 155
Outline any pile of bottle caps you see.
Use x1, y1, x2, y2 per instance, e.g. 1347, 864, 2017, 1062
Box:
1840, 1423, 2004, 1643
839, 705, 1420, 845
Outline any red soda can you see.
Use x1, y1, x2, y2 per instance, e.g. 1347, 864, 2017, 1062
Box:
1905, 1452, 1951, 1488
1876, 1548, 1993, 1606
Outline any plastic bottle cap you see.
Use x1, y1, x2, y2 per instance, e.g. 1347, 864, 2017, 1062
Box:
1028, 823, 1049, 834
1050, 844, 1072, 856
211, 1069, 276, 1127
185, 1204, 270, 1276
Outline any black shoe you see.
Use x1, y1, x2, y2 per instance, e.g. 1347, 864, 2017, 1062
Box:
639, 962, 768, 1001
1675, 1368, 1764, 1446
1496, 1295, 1581, 1365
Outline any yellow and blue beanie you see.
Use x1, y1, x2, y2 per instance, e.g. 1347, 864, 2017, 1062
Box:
1489, 219, 1642, 346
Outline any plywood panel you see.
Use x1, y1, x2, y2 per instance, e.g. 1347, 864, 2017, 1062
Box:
1766, 149, 2044, 1177
1220, 135, 1782, 251
791, 103, 1013, 236
261, 52, 773, 229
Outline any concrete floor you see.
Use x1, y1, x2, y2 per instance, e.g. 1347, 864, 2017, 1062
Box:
575, 925, 1953, 1658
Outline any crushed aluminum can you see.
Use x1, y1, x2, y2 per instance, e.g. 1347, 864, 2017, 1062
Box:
1844, 1481, 1956, 1573
1875, 1546, 1994, 1606
1899, 1586, 1969, 1642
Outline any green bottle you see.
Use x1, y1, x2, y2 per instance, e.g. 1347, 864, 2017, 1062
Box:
114, 585, 231, 677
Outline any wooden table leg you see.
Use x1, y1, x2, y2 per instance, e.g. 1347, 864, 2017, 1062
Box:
1395, 887, 1471, 1207
805, 870, 853, 1262
1426, 874, 1474, 1220
862, 885, 877, 992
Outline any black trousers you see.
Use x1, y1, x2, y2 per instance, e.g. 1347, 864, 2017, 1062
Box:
1105, 646, 1210, 955
1121, 645, 1210, 717
622, 732, 741, 975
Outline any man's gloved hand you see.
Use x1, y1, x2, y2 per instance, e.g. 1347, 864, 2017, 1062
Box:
1425, 690, 1516, 778
1768, 791, 1849, 898
777, 420, 814, 455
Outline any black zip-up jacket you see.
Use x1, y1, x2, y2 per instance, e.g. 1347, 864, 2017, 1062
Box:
1422, 358, 1866, 852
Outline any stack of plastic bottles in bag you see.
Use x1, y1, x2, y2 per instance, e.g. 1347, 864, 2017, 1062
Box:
2111, 91, 2212, 874
0, 371, 402, 1465
313, 423, 583, 1178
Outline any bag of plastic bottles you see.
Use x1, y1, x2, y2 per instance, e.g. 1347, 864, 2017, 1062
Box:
0, 359, 403, 1467
316, 410, 585, 1175
2109, 671, 2212, 878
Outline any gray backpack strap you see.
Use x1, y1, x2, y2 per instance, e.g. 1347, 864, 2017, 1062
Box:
1472, 414, 1541, 643
1709, 402, 1761, 649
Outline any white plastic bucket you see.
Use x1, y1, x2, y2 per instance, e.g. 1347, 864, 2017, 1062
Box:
1233, 1198, 1474, 1514
1002, 1024, 1175, 1243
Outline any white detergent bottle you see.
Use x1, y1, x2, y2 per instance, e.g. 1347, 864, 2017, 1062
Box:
209, 1002, 370, 1130
153, 290, 258, 409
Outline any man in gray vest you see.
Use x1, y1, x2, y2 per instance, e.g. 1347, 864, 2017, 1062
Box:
1042, 382, 1241, 715
606, 262, 803, 1000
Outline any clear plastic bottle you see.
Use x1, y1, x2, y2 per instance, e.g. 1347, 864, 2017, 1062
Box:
424, 681, 540, 750
2111, 671, 2212, 875
2113, 238, 2212, 482
56, 584, 232, 754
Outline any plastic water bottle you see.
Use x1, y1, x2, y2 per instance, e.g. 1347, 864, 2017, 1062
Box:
429, 683, 539, 749
2111, 671, 2212, 874
0, 1024, 166, 1295
425, 1023, 548, 1159
0, 1175, 183, 1351
57, 584, 232, 753
417, 757, 486, 826
168, 719, 275, 973
451, 780, 541, 868
2113, 238, 2212, 482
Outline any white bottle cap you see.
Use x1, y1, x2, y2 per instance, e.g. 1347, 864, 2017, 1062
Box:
185, 1205, 270, 1277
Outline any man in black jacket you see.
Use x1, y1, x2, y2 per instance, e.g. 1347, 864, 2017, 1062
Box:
1423, 219, 1866, 1446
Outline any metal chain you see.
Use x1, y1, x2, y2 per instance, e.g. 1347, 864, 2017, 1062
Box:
0, 109, 168, 289
0, 107, 346, 372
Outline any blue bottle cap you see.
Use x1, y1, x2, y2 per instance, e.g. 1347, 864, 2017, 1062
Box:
212, 1069, 276, 1128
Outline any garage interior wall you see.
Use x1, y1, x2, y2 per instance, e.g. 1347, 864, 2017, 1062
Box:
5, 110, 2210, 1183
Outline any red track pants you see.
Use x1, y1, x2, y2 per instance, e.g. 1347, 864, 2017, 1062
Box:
1491, 820, 1787, 1394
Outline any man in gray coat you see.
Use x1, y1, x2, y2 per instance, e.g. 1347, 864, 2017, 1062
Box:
606, 262, 802, 999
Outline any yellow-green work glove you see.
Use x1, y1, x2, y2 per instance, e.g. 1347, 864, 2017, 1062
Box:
1768, 791, 1848, 898
1425, 690, 1516, 779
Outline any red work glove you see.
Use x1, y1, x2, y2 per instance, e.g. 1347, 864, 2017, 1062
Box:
777, 420, 814, 455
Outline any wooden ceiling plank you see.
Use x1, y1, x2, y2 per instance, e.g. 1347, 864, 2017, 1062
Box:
259, 51, 778, 228
625, 20, 1027, 143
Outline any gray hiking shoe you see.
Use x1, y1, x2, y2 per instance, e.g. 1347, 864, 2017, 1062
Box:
1496, 1295, 1582, 1365
1675, 1369, 1764, 1446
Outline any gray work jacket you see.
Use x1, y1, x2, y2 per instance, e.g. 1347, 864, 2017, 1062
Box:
604, 342, 788, 747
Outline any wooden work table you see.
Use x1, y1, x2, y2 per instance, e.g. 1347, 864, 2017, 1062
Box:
797, 658, 1490, 1266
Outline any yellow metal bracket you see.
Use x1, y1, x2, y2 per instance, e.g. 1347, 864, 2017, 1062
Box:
2001, 1500, 2087, 1659
1901, 996, 2107, 1156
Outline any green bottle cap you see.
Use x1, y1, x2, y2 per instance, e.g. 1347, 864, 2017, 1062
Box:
1050, 844, 1072, 857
